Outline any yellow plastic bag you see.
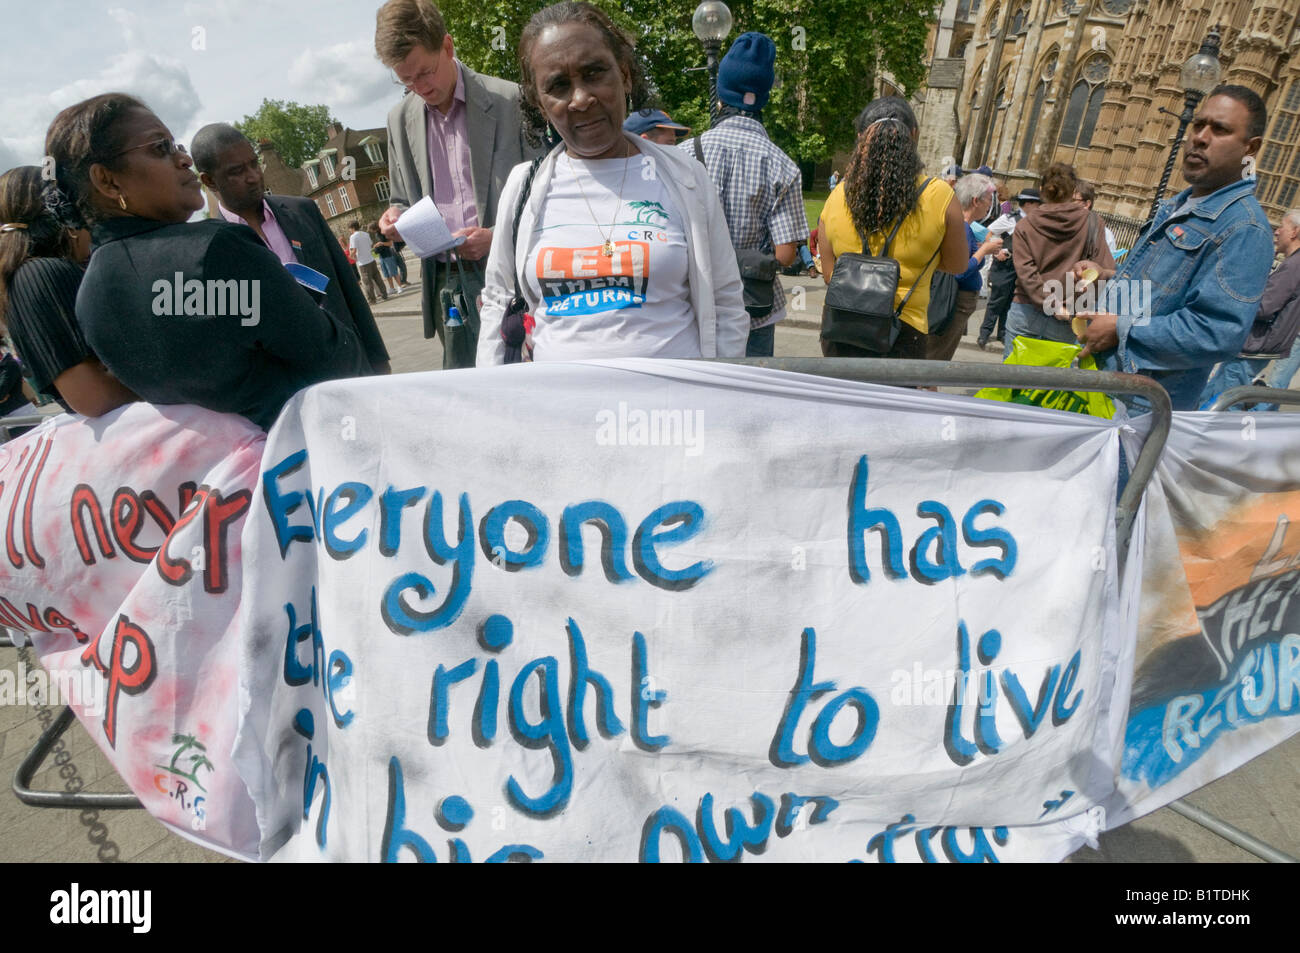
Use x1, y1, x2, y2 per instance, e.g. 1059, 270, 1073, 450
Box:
974, 336, 1115, 418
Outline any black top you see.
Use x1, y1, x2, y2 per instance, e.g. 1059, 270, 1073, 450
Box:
0, 353, 29, 415
4, 256, 91, 411
372, 239, 395, 261
78, 216, 371, 431
263, 195, 390, 367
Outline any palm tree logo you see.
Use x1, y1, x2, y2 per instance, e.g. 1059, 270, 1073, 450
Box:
627, 201, 668, 225
156, 733, 215, 793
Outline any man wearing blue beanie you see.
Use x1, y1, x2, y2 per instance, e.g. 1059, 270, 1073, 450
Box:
679, 31, 807, 356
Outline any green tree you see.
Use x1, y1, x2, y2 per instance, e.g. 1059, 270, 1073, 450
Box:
234, 99, 339, 170
438, 0, 936, 165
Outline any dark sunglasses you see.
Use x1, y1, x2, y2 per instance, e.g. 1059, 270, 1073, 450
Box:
108, 137, 189, 161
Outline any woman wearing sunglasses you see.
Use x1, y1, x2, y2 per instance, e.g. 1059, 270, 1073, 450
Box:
44, 93, 370, 431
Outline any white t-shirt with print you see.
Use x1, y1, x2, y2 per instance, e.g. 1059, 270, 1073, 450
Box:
523, 153, 696, 360
349, 230, 374, 265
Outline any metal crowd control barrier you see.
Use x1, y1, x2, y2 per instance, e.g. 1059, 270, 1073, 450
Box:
0, 413, 142, 807
0, 632, 143, 809
1210, 385, 1300, 412
23, 362, 1287, 858
714, 358, 1170, 563
1167, 799, 1296, 864
0, 413, 46, 441
13, 707, 143, 810
717, 360, 1299, 863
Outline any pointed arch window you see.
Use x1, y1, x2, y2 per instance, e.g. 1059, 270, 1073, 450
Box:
981, 78, 1009, 162
1059, 56, 1111, 148
1019, 80, 1048, 169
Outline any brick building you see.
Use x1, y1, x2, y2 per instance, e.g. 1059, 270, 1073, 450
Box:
207, 123, 394, 242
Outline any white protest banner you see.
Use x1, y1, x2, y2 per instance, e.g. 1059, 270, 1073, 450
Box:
1110, 412, 1300, 829
0, 405, 264, 860
233, 360, 1135, 863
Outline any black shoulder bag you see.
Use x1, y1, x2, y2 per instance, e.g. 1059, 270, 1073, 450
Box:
501, 155, 547, 364
693, 136, 779, 318
821, 178, 939, 354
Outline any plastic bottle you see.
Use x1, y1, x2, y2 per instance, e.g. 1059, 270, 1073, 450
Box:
445, 305, 463, 328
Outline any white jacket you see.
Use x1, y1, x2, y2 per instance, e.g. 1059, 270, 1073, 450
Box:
476, 133, 749, 365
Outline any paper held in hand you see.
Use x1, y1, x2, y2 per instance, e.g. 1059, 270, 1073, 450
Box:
394, 196, 467, 258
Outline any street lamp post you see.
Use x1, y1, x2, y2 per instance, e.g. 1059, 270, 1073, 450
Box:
692, 1, 733, 127
1149, 27, 1223, 221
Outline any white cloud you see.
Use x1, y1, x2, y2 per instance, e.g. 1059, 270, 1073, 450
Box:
182, 0, 256, 21
107, 7, 139, 45
0, 93, 60, 169
288, 41, 392, 109
0, 139, 25, 173
48, 51, 203, 142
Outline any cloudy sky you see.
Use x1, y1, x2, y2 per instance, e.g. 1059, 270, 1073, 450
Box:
0, 0, 415, 171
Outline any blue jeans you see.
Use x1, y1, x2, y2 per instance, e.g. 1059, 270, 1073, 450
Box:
1198, 357, 1270, 410
1002, 301, 1055, 358
1265, 335, 1300, 390
746, 323, 776, 357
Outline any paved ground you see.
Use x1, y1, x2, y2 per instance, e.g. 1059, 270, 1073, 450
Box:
2, 271, 1296, 863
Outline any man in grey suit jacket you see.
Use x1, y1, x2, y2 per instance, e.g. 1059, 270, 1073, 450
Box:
192, 123, 392, 373
375, 0, 538, 366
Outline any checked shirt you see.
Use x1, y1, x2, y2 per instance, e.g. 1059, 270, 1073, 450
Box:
681, 115, 807, 330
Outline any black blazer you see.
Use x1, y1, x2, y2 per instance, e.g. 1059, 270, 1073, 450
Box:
264, 195, 390, 368
78, 216, 371, 430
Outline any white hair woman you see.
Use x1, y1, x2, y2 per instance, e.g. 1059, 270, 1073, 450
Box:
924, 173, 1003, 361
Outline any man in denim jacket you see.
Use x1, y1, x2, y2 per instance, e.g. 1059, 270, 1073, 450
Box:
1075, 86, 1273, 412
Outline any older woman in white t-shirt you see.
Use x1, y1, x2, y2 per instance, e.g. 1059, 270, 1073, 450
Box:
477, 2, 748, 365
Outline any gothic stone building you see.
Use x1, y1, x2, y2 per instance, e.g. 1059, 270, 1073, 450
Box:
913, 0, 1299, 237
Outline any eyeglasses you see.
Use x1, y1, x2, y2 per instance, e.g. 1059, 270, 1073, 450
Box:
109, 137, 188, 161
391, 50, 444, 93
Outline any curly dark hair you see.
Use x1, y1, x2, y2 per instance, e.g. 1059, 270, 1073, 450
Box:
1039, 162, 1078, 204
516, 2, 653, 149
844, 96, 924, 244
43, 92, 148, 230
0, 166, 79, 323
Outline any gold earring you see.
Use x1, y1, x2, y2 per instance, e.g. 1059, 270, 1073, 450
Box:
118, 195, 128, 212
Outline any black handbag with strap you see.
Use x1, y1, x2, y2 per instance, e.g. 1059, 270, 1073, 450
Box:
821, 178, 939, 354
927, 267, 960, 337
500, 155, 546, 364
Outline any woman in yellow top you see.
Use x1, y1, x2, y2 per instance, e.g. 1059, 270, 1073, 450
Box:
818, 97, 969, 358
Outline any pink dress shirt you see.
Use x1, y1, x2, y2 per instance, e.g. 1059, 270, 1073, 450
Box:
219, 199, 298, 265
425, 61, 480, 245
